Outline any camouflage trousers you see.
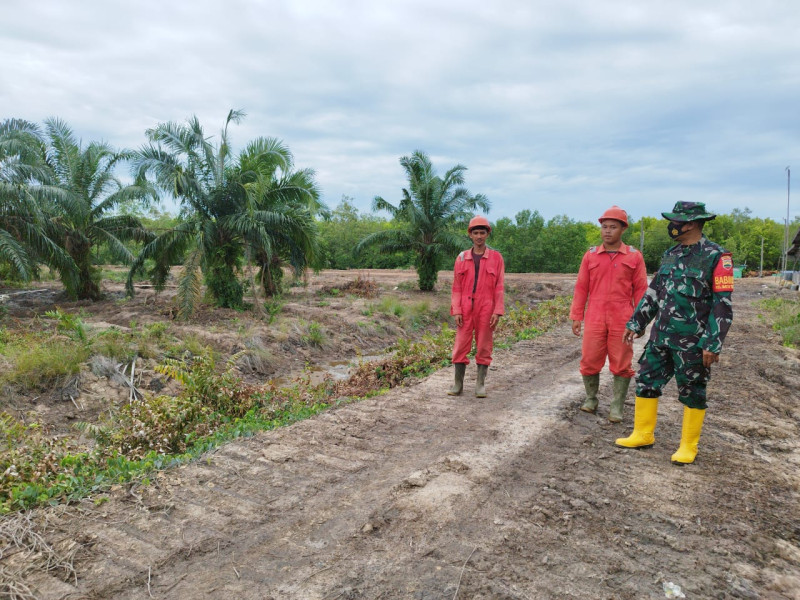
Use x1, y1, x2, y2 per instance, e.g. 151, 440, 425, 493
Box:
635, 342, 711, 409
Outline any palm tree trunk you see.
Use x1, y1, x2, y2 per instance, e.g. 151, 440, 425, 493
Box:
70, 243, 101, 300
417, 254, 438, 291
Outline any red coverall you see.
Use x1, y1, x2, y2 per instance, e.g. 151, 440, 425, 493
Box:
570, 243, 648, 377
451, 247, 505, 365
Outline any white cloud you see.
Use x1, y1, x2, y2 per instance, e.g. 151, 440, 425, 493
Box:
2, 0, 799, 224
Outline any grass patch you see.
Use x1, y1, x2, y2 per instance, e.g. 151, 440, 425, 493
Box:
0, 312, 179, 389
495, 296, 572, 344
168, 332, 208, 358
92, 322, 170, 362
394, 280, 418, 292
372, 296, 406, 317
0, 331, 89, 389
98, 267, 151, 285
298, 320, 325, 347
368, 297, 448, 330
406, 300, 449, 330
757, 297, 800, 348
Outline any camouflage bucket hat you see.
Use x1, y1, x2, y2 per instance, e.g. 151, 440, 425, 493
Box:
661, 201, 717, 223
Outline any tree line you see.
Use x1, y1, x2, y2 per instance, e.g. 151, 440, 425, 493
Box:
320, 202, 797, 276
2, 113, 798, 316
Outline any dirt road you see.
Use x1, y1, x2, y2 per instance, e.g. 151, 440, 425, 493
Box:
4, 277, 800, 599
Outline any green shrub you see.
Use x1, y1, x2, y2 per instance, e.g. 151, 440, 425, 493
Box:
264, 296, 284, 324
757, 297, 800, 347
0, 412, 76, 512
299, 320, 325, 347
44, 309, 88, 343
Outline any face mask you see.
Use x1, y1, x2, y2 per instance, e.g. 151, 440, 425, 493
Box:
667, 221, 692, 240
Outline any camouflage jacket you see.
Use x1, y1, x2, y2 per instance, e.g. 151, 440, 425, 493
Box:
627, 236, 733, 354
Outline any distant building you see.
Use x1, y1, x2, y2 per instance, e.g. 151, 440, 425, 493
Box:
788, 227, 800, 260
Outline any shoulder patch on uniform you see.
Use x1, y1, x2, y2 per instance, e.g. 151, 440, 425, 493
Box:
589, 246, 597, 253
628, 246, 638, 253
713, 252, 734, 292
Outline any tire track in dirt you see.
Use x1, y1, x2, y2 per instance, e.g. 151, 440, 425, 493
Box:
25, 326, 593, 599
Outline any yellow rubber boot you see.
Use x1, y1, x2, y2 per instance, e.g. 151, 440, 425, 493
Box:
671, 406, 706, 465
615, 397, 658, 448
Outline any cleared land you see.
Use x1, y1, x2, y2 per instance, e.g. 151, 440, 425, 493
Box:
1, 272, 799, 599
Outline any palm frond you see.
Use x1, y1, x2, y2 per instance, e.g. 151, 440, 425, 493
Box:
43, 117, 80, 182
126, 220, 196, 295
91, 180, 157, 218
92, 228, 135, 265
0, 228, 35, 280
354, 228, 414, 255
239, 136, 292, 176
372, 196, 399, 216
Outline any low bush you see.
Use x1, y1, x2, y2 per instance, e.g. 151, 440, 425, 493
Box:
757, 297, 800, 348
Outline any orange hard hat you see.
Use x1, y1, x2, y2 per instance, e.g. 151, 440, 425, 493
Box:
468, 215, 491, 233
598, 206, 629, 227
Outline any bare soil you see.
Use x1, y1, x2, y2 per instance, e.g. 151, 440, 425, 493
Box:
2, 273, 799, 600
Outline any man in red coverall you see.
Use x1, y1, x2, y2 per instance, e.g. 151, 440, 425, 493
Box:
448, 216, 505, 398
570, 206, 648, 422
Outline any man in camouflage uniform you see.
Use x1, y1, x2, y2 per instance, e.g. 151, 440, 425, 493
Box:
616, 201, 733, 465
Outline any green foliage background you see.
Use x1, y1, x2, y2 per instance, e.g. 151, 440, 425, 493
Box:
316, 198, 798, 275
317, 197, 412, 269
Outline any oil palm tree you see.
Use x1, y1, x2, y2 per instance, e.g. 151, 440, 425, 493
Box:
0, 118, 148, 296
1, 119, 61, 282
356, 150, 490, 290
128, 111, 323, 316
237, 138, 324, 296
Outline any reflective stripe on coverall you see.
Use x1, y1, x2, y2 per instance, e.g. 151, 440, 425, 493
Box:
570, 243, 648, 377
451, 247, 505, 365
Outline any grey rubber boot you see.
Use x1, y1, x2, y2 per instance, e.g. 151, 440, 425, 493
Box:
609, 375, 631, 423
580, 374, 600, 413
448, 363, 466, 396
475, 364, 488, 398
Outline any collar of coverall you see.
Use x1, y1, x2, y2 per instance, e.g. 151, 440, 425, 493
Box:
596, 242, 629, 254
466, 247, 494, 260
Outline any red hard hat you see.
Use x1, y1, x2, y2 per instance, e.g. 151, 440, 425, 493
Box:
598, 206, 629, 227
468, 215, 491, 233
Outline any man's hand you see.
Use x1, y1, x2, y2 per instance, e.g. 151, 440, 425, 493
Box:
572, 320, 581, 336
490, 314, 500, 328
702, 350, 720, 368
454, 314, 463, 327
623, 329, 643, 346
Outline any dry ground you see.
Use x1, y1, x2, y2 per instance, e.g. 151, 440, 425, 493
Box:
1, 273, 799, 599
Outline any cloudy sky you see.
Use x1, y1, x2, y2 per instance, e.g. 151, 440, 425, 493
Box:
3, 0, 799, 225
